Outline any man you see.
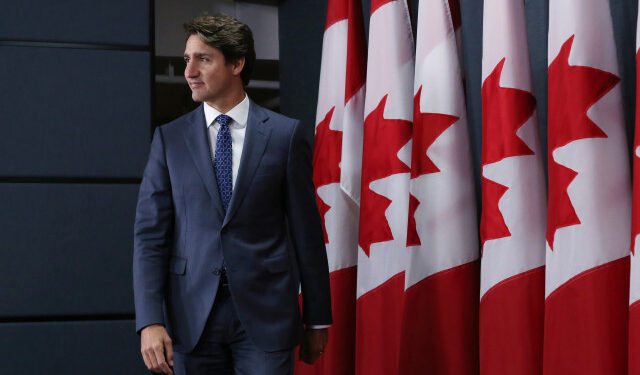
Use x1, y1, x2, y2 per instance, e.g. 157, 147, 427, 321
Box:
133, 14, 332, 375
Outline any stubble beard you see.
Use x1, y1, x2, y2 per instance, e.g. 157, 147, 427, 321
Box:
190, 89, 208, 103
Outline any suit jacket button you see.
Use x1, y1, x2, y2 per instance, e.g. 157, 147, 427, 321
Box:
213, 268, 221, 275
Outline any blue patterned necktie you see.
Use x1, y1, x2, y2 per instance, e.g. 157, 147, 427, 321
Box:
214, 114, 233, 212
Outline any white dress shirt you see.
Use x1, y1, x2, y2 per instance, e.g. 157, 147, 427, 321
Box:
203, 94, 249, 189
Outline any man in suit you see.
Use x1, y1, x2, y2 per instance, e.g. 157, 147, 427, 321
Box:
133, 14, 332, 374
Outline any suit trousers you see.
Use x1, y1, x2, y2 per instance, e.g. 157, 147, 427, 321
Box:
173, 277, 295, 375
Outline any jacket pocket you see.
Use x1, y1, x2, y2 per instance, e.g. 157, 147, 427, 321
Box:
169, 256, 187, 275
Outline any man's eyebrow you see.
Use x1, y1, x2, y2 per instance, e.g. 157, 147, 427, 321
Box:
184, 52, 209, 58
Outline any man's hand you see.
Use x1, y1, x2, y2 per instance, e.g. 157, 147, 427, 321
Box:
141, 324, 174, 374
299, 327, 328, 365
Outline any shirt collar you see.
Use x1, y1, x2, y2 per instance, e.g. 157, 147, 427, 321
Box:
203, 93, 250, 129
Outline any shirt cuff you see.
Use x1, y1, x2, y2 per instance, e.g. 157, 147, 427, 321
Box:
307, 324, 331, 329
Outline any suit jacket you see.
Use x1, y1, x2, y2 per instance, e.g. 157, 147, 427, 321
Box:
133, 100, 332, 353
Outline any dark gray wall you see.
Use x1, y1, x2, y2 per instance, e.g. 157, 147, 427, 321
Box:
279, 0, 638, 198
0, 0, 151, 373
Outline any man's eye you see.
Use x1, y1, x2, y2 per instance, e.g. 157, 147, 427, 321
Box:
200, 57, 208, 62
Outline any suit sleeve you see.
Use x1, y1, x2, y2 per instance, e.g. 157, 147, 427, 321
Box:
285, 119, 333, 326
133, 127, 174, 333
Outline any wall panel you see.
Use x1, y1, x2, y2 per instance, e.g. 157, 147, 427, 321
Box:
0, 184, 140, 317
0, 320, 146, 374
0, 1, 150, 46
0, 46, 151, 177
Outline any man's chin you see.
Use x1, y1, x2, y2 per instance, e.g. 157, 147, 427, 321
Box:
191, 93, 204, 103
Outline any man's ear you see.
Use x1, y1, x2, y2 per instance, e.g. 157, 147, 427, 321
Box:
230, 57, 246, 77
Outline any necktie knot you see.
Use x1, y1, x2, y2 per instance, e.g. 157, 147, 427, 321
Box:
216, 114, 231, 129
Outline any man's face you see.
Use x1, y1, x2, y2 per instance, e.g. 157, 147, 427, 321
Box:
183, 34, 239, 104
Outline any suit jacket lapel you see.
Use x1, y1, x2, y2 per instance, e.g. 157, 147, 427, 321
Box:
184, 105, 225, 218
223, 101, 271, 227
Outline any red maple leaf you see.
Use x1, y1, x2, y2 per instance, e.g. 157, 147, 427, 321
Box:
406, 87, 458, 246
315, 197, 332, 245
481, 58, 536, 165
313, 107, 342, 244
406, 193, 421, 246
359, 95, 412, 256
547, 35, 616, 250
411, 86, 459, 178
480, 177, 511, 251
480, 57, 536, 249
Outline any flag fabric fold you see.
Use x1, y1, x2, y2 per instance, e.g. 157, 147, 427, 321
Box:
479, 1, 546, 374
296, 0, 367, 374
355, 0, 414, 374
400, 0, 479, 373
545, 1, 631, 374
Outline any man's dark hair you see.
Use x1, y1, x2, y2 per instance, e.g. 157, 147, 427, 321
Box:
184, 14, 256, 86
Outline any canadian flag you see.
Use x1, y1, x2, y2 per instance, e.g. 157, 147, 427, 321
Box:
545, 1, 631, 374
630, 7, 640, 375
479, 1, 546, 374
355, 0, 413, 373
400, 0, 479, 373
296, 0, 366, 374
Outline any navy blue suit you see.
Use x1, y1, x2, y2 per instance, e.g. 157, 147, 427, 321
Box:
133, 101, 332, 354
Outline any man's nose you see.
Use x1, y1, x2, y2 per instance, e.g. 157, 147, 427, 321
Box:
184, 62, 198, 78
